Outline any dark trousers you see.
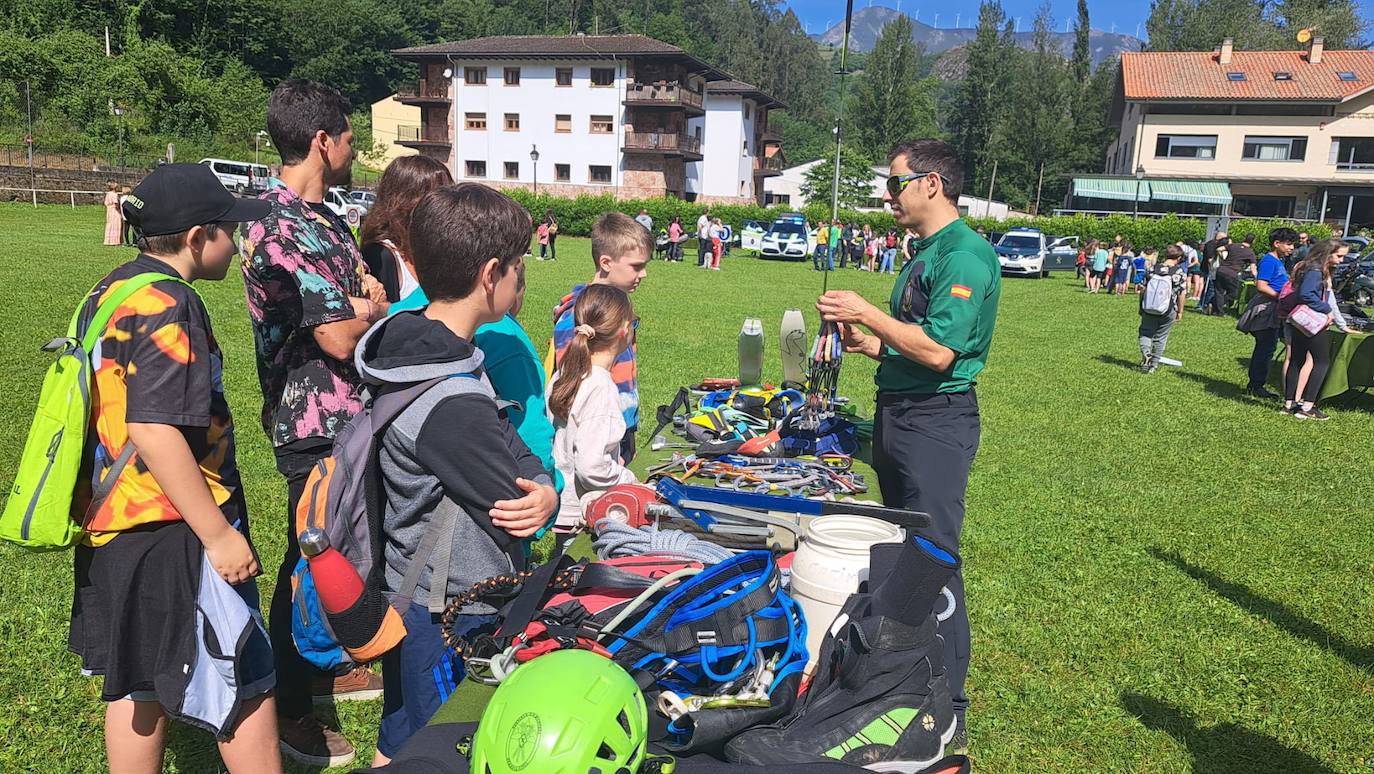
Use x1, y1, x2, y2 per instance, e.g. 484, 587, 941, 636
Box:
270, 445, 333, 719
1247, 327, 1280, 390
1213, 271, 1240, 316
872, 390, 980, 716
546, 234, 557, 261
1284, 325, 1332, 403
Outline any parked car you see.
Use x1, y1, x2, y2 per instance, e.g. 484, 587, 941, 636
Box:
738, 220, 768, 252
994, 228, 1058, 277
1044, 235, 1081, 273
324, 186, 366, 229
349, 191, 376, 214
759, 215, 816, 260
200, 158, 270, 195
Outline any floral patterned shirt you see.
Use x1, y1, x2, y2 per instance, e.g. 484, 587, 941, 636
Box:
240, 186, 364, 447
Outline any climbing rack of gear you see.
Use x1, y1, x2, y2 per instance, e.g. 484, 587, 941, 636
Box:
800, 320, 843, 429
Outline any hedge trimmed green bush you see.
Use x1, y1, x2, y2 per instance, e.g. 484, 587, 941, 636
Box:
505, 191, 1331, 253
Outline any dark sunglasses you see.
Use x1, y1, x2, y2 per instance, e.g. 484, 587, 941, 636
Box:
887, 171, 952, 198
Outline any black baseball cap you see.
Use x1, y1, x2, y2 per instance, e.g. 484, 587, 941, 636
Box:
122, 163, 271, 237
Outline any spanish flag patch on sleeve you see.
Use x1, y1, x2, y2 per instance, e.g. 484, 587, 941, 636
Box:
950, 284, 973, 300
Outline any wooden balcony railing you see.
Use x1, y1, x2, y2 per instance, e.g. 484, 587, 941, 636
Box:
624, 132, 702, 156
625, 82, 704, 110
396, 79, 451, 102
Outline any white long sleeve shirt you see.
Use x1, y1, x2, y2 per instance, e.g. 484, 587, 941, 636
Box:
548, 365, 638, 529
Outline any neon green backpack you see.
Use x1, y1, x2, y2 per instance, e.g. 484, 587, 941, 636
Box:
1, 273, 189, 550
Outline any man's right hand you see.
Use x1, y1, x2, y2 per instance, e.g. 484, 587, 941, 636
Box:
204, 526, 260, 585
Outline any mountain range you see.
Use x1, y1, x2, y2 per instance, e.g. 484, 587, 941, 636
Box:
812, 6, 1141, 67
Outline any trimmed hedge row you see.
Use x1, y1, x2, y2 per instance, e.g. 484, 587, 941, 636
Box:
506, 191, 1332, 253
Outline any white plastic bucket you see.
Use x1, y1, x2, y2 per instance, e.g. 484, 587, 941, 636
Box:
790, 515, 904, 670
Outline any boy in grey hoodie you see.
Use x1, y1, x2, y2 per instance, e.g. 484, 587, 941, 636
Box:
355, 183, 557, 764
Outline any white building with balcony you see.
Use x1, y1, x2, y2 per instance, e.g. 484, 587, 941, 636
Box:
390, 35, 783, 204
1085, 37, 1374, 232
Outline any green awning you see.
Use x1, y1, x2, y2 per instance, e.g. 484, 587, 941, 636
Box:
1073, 177, 1151, 202
1148, 180, 1232, 206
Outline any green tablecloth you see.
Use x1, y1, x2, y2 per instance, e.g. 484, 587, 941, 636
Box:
1320, 329, 1374, 401
1230, 280, 1257, 316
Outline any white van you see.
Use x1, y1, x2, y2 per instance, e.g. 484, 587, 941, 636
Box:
200, 158, 270, 194
324, 186, 366, 229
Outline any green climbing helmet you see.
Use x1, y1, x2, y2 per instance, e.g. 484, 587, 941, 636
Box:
471, 649, 649, 774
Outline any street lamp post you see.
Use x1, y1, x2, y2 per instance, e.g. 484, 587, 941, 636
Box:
112, 104, 126, 173
255, 130, 269, 165
530, 144, 540, 196
1133, 165, 1145, 220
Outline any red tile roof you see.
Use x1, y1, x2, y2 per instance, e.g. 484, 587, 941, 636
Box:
707, 79, 785, 109
1121, 50, 1374, 102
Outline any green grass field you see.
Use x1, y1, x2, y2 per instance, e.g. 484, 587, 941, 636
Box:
1, 203, 1371, 773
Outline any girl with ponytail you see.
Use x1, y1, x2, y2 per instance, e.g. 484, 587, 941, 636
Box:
546, 285, 638, 531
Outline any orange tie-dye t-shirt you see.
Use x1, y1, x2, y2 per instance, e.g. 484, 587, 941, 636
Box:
75, 255, 245, 547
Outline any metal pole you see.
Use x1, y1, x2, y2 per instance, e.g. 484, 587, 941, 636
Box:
984, 160, 997, 217
1033, 161, 1045, 216
821, 0, 855, 293
1319, 188, 1329, 224
118, 115, 125, 173
1343, 192, 1355, 236
26, 80, 37, 198
1133, 178, 1141, 220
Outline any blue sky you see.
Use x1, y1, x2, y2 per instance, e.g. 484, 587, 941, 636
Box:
787, 0, 1152, 40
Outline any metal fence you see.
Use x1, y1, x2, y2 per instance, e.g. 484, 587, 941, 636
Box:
0, 186, 109, 206
0, 144, 165, 174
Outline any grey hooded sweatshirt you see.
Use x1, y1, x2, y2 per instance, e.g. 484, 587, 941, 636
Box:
356, 310, 551, 609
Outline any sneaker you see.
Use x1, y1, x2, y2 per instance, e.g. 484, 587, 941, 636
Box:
279, 716, 356, 768
947, 714, 968, 755
1278, 404, 1298, 415
312, 665, 383, 703
1246, 386, 1279, 400
1295, 407, 1330, 421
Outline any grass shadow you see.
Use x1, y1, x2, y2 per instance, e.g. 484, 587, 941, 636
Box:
1171, 370, 1256, 404
1120, 693, 1337, 774
1093, 354, 1144, 371
1149, 548, 1373, 672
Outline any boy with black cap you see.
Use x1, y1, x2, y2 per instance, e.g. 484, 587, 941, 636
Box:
69, 164, 282, 772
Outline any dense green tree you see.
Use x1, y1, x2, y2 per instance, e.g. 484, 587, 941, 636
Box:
948, 1, 1012, 190
850, 16, 940, 160
988, 6, 1072, 210
1070, 0, 1091, 84
801, 147, 878, 212
1145, 0, 1365, 51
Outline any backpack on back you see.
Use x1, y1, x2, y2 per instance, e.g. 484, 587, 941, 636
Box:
290, 370, 500, 668
2, 273, 189, 550
1142, 267, 1176, 316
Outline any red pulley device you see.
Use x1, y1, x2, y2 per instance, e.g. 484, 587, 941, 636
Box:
584, 484, 663, 530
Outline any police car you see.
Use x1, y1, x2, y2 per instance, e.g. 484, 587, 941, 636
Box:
759, 214, 816, 261
994, 229, 1079, 278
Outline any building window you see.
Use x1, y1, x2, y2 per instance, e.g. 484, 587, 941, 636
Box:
504, 67, 520, 85
556, 67, 573, 86
591, 68, 615, 87
465, 112, 487, 130
589, 165, 612, 183
1242, 136, 1307, 161
504, 113, 520, 131
1226, 71, 1246, 81
744, 103, 752, 120
1155, 134, 1216, 159
1233, 195, 1295, 218
555, 163, 570, 181
589, 115, 613, 134
504, 161, 519, 179
1338, 71, 1358, 81
466, 160, 487, 177
465, 67, 487, 85
555, 114, 572, 133
1273, 71, 1292, 81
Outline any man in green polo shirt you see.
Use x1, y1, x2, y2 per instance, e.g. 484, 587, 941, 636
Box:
816, 138, 1000, 754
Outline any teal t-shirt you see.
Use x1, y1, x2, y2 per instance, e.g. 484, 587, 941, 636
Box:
390, 289, 563, 524
875, 219, 1002, 395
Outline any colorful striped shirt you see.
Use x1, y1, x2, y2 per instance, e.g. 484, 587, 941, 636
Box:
552, 284, 639, 431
